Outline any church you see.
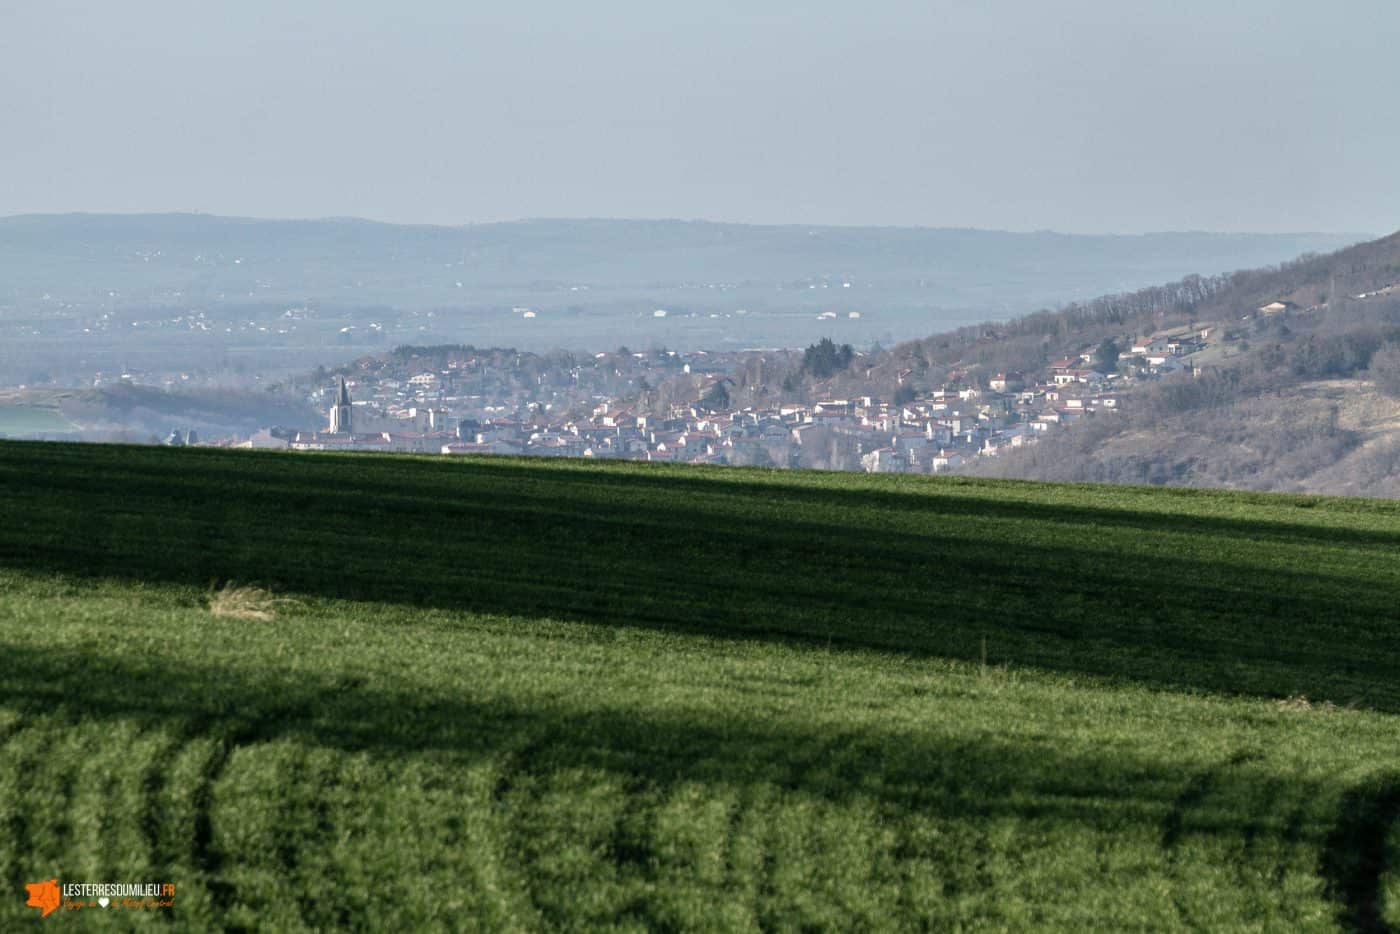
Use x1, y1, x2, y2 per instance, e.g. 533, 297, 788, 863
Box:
328, 376, 354, 433
290, 377, 390, 451
289, 377, 442, 453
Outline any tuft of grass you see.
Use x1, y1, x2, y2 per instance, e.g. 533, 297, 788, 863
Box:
1276, 694, 1339, 713
207, 582, 292, 621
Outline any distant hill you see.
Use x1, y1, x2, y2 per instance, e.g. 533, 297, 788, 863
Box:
0, 212, 1364, 309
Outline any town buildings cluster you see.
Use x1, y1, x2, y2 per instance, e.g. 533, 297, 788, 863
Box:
212, 323, 1213, 473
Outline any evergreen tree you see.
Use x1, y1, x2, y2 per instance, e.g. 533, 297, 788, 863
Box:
801, 338, 855, 379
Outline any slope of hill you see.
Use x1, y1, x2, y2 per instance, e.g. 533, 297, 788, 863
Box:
0, 384, 317, 443
798, 228, 1400, 495
2, 442, 1399, 928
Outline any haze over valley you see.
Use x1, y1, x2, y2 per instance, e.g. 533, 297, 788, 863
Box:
0, 212, 1362, 386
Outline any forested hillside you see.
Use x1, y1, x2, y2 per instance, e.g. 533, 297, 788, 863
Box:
924, 231, 1400, 494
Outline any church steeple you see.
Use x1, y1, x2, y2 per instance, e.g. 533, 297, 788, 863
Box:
329, 376, 353, 433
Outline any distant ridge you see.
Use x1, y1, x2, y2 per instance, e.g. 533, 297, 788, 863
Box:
0, 211, 1364, 306
0, 210, 1369, 238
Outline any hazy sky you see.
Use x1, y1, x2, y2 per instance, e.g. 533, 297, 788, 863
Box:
3, 1, 1395, 234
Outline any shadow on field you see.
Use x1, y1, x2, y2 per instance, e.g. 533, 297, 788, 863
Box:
461, 458, 1400, 553
3, 442, 1400, 710
7, 640, 1398, 930
0, 641, 1369, 918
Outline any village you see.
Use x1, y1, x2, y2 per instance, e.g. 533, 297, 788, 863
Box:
209, 321, 1221, 474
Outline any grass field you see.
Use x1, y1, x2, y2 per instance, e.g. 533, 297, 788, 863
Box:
1, 440, 1399, 930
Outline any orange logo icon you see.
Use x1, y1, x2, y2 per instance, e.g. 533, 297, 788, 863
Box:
25, 878, 60, 918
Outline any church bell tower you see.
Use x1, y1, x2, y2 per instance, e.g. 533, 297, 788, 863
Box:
329, 377, 353, 433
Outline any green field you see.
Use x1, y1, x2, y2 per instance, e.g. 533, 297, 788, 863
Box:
2, 441, 1399, 930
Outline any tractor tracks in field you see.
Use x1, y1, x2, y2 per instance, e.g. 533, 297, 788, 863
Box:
490, 732, 554, 808
140, 727, 189, 880
190, 719, 260, 918
0, 714, 25, 751
182, 710, 294, 923
1160, 749, 1263, 928
1162, 753, 1400, 933
0, 714, 31, 891
1161, 749, 1263, 852
137, 727, 192, 928
1320, 774, 1400, 934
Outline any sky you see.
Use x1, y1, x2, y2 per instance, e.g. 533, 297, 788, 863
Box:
2, 0, 1396, 234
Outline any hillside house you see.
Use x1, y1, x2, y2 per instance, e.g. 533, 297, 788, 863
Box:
810, 409, 855, 427
1053, 368, 1105, 386
989, 372, 1025, 393
930, 449, 965, 473
1151, 356, 1191, 376
892, 433, 931, 459
925, 422, 953, 444
1131, 337, 1171, 356
860, 448, 908, 474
